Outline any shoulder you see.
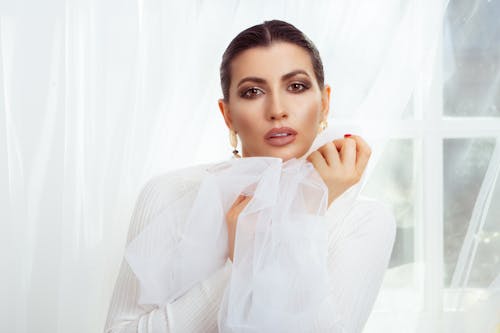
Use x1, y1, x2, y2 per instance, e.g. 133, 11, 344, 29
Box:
350, 196, 396, 222
346, 196, 397, 241
125, 162, 217, 244
326, 196, 397, 257
140, 162, 214, 198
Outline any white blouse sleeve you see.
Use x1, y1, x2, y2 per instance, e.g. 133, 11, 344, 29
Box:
103, 169, 231, 333
324, 197, 397, 333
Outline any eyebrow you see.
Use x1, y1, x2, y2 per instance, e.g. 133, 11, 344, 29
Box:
236, 69, 311, 88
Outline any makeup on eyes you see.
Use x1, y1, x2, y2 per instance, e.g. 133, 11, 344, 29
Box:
239, 80, 311, 98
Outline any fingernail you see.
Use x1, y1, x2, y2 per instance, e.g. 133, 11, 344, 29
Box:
344, 133, 352, 138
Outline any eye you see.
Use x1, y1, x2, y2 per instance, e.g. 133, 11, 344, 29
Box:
240, 87, 264, 99
288, 82, 310, 92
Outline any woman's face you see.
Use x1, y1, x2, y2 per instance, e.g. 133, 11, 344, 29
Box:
218, 42, 330, 161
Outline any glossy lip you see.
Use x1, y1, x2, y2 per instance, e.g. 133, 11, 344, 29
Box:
264, 127, 298, 147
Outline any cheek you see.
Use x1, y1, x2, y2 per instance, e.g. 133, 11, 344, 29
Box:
295, 99, 322, 129
231, 107, 263, 135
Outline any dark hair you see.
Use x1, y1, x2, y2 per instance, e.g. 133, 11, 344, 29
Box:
219, 19, 325, 102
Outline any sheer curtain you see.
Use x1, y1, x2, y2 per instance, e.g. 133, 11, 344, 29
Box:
1, 0, 498, 332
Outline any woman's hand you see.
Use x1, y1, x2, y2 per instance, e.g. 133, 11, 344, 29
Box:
226, 194, 252, 262
306, 134, 371, 207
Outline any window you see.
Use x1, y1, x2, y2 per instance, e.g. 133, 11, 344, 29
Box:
360, 0, 500, 331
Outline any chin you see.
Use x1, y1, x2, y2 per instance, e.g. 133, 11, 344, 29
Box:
263, 146, 307, 162
277, 152, 297, 162
243, 143, 310, 161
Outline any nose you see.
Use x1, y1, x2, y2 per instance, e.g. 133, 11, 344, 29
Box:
266, 93, 288, 121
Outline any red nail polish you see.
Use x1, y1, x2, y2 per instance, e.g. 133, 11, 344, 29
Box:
344, 133, 352, 138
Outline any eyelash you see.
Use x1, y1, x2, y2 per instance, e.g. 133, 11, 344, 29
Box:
239, 82, 310, 99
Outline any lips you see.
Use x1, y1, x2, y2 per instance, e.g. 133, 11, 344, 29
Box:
264, 127, 298, 147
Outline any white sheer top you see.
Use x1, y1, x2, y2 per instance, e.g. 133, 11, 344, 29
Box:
104, 129, 397, 333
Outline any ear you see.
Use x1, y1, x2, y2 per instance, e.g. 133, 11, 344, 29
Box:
320, 84, 331, 121
218, 98, 234, 130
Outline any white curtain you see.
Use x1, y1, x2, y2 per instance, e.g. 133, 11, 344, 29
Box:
1, 0, 498, 332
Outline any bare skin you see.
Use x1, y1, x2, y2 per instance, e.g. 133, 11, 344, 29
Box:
218, 42, 372, 261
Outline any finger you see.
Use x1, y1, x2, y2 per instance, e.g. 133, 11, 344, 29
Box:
332, 139, 344, 152
306, 150, 328, 171
340, 138, 356, 169
230, 194, 247, 209
318, 142, 341, 167
347, 135, 370, 155
347, 135, 372, 175
232, 195, 252, 215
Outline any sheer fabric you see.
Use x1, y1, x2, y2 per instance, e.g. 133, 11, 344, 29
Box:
126, 157, 341, 331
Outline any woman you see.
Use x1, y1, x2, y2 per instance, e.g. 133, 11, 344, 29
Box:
104, 20, 396, 333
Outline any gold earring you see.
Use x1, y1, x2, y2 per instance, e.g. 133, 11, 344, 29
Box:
318, 120, 328, 133
229, 129, 241, 158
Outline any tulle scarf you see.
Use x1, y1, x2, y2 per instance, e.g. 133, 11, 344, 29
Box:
125, 127, 363, 332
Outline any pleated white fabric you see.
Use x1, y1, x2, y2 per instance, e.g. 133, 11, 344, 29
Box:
104, 129, 397, 332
